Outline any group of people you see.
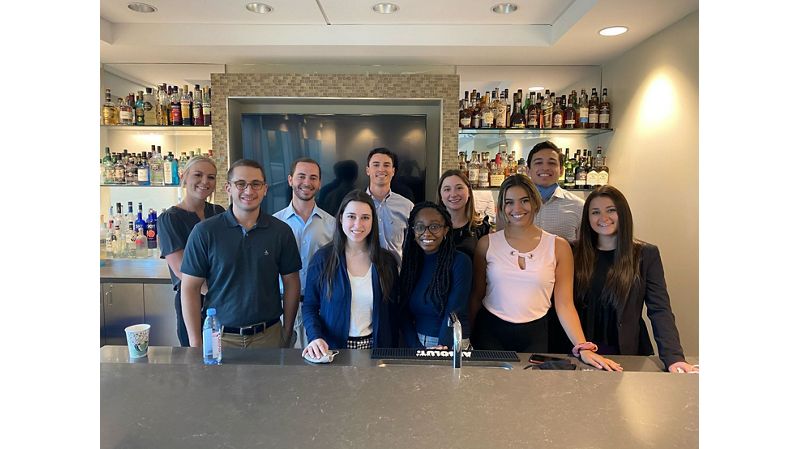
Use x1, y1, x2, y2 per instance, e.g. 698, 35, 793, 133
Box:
156, 141, 697, 373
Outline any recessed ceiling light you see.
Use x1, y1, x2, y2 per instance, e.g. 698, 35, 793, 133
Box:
528, 86, 545, 91
491, 3, 518, 14
373, 3, 399, 14
246, 2, 273, 14
599, 26, 628, 36
127, 2, 157, 13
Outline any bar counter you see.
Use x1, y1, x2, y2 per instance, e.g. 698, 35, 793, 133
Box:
101, 346, 698, 449
100, 257, 170, 283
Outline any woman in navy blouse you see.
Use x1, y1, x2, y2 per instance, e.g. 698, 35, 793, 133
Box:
398, 202, 472, 348
302, 190, 400, 359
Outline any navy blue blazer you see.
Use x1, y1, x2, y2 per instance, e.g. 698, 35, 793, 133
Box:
302, 244, 400, 349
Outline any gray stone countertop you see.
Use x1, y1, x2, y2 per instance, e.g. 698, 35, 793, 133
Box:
101, 346, 698, 449
100, 257, 171, 283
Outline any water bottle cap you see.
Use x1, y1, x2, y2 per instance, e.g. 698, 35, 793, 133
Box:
207, 308, 216, 316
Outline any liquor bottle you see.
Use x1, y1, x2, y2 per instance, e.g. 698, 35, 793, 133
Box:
180, 85, 192, 126
586, 150, 598, 189
178, 152, 189, 180
552, 96, 563, 129
478, 153, 490, 188
134, 204, 147, 235
489, 160, 505, 187
577, 89, 589, 129
124, 222, 137, 258
124, 154, 138, 185
102, 89, 117, 125
564, 150, 576, 189
125, 202, 136, 231
542, 91, 553, 128
559, 148, 569, 186
458, 152, 467, 174
202, 86, 212, 126
470, 92, 483, 129
509, 94, 526, 128
525, 93, 540, 129
595, 146, 609, 186
102, 147, 115, 184
516, 158, 528, 177
493, 89, 507, 129
468, 151, 480, 185
145, 210, 158, 256
134, 91, 145, 125
148, 146, 164, 185
163, 152, 175, 185
459, 91, 471, 128
203, 308, 222, 365
482, 90, 496, 128
141, 87, 157, 125
137, 154, 150, 186
112, 155, 125, 184
170, 152, 180, 185
564, 94, 576, 129
170, 87, 182, 126
118, 96, 133, 125
598, 88, 611, 129
588, 88, 599, 129
574, 149, 587, 189
193, 84, 204, 126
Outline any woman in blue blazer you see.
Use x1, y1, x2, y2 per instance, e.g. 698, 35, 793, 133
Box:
302, 190, 400, 358
573, 185, 697, 373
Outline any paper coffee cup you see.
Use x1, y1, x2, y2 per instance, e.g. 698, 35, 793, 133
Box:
124, 324, 151, 358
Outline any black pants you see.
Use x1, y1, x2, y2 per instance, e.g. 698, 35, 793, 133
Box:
174, 291, 206, 347
471, 307, 548, 352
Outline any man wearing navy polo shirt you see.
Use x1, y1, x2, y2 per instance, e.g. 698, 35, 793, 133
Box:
181, 159, 302, 349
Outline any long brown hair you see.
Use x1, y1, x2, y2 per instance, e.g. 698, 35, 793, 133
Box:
574, 185, 642, 309
321, 190, 396, 302
496, 174, 542, 227
437, 169, 482, 228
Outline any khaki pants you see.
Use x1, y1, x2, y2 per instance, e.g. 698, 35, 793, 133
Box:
221, 322, 284, 349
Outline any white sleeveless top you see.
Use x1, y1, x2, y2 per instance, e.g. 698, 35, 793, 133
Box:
482, 230, 557, 323
348, 266, 374, 337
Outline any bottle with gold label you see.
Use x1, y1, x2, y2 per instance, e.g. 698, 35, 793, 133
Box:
492, 89, 506, 129
489, 159, 505, 187
478, 153, 490, 188
481, 91, 495, 128
102, 89, 118, 125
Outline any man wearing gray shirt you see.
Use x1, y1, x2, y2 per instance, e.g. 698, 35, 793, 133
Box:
526, 140, 585, 243
365, 147, 413, 264
274, 158, 336, 349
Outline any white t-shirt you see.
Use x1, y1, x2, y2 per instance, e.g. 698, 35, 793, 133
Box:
348, 266, 374, 337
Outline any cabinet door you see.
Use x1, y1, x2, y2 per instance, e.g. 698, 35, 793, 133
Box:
102, 283, 145, 346
143, 284, 180, 347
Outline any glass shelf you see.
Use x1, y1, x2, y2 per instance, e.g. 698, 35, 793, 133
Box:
459, 128, 612, 137
100, 184, 180, 187
100, 125, 211, 135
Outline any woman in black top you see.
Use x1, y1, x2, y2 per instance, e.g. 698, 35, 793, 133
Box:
573, 185, 697, 373
437, 169, 490, 259
158, 156, 225, 346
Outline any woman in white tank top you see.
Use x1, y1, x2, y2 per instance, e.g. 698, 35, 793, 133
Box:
468, 175, 622, 371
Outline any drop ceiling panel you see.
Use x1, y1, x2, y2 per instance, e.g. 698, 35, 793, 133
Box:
319, 0, 573, 25
101, 0, 327, 24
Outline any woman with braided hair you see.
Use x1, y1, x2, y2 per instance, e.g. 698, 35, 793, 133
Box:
398, 201, 472, 348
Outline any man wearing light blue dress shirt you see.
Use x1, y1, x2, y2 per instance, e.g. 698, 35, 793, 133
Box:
365, 148, 414, 264
274, 158, 336, 349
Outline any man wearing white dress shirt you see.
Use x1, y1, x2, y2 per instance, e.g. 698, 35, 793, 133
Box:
274, 158, 336, 349
526, 140, 585, 243
365, 147, 413, 264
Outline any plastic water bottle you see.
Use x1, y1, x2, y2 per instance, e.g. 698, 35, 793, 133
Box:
202, 308, 222, 365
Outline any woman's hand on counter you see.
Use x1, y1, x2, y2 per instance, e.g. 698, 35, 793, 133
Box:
668, 361, 699, 373
303, 339, 330, 359
580, 351, 624, 371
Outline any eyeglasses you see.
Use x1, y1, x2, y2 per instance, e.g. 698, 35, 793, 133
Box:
231, 180, 267, 191
412, 223, 445, 235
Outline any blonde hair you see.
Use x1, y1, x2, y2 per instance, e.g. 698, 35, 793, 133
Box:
180, 156, 217, 188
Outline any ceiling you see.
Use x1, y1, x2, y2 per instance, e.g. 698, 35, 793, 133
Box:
100, 0, 698, 85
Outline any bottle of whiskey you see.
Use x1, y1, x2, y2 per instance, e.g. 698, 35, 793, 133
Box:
478, 153, 490, 188
588, 88, 599, 129
143, 87, 157, 126
493, 89, 507, 129
470, 92, 484, 129
594, 146, 609, 186
181, 85, 192, 126
459, 91, 471, 129
202, 87, 212, 126
509, 93, 526, 128
118, 96, 133, 125
193, 84, 204, 126
516, 158, 529, 177
564, 94, 576, 129
468, 151, 480, 186
563, 149, 576, 189
574, 149, 587, 189
598, 88, 611, 129
577, 89, 589, 129
586, 150, 598, 189
458, 152, 468, 174
552, 96, 563, 129
102, 89, 118, 125
525, 93, 540, 129
559, 148, 569, 186
542, 91, 554, 128
489, 160, 505, 187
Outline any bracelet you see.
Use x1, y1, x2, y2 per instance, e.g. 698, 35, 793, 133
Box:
571, 342, 599, 357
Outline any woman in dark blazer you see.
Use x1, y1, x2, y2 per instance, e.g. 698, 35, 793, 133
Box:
302, 190, 400, 358
573, 185, 697, 373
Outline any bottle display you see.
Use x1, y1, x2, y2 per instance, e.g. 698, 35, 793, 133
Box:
100, 145, 212, 186
101, 83, 212, 126
203, 308, 222, 365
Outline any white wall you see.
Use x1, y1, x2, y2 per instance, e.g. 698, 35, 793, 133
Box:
600, 11, 699, 356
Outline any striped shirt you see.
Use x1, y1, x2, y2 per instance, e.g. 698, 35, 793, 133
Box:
534, 187, 585, 243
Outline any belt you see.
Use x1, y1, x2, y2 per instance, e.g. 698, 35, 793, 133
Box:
223, 318, 280, 336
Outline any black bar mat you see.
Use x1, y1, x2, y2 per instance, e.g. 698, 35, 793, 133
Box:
371, 348, 519, 362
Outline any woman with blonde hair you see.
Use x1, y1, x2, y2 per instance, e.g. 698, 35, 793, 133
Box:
158, 155, 226, 346
469, 175, 621, 371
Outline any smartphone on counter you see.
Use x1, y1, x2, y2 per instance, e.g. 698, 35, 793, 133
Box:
528, 354, 567, 364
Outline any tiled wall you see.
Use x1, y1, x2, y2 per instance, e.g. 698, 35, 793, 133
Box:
210, 73, 460, 204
